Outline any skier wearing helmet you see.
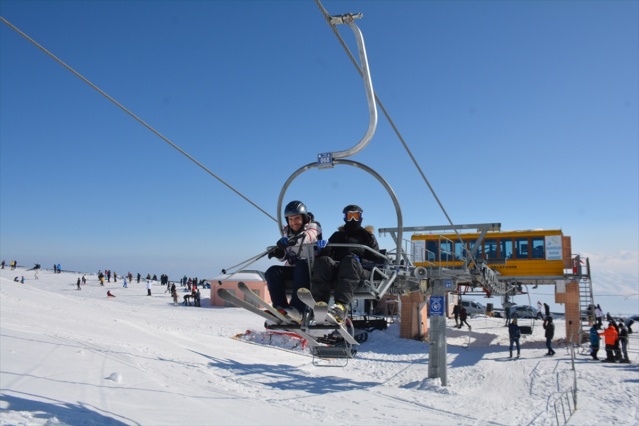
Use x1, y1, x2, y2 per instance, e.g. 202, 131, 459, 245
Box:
265, 200, 322, 322
311, 204, 387, 322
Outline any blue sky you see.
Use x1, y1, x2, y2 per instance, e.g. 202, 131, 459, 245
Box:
1, 1, 637, 311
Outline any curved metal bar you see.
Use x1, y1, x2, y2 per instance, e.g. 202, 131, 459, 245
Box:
276, 162, 318, 232
276, 159, 403, 265
326, 17, 378, 159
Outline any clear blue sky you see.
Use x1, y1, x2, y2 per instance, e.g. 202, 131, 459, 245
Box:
1, 1, 637, 310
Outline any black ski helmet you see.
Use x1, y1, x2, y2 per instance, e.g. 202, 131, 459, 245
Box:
342, 204, 363, 214
284, 200, 308, 222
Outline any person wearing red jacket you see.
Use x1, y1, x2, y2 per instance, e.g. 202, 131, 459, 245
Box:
599, 323, 619, 362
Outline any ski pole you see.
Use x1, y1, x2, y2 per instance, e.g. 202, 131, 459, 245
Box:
221, 248, 272, 274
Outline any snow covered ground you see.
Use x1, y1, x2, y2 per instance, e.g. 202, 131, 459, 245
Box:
1, 267, 637, 426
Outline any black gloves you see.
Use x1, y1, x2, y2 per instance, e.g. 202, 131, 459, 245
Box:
268, 248, 285, 259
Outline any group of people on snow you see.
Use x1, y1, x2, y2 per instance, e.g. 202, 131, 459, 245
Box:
590, 318, 631, 363
452, 303, 471, 330
503, 314, 555, 359
2, 260, 18, 270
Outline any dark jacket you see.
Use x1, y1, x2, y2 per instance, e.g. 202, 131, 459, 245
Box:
619, 327, 628, 343
459, 307, 468, 321
508, 322, 521, 339
544, 321, 555, 339
318, 225, 384, 263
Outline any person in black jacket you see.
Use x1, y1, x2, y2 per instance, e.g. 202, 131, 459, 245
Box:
459, 306, 471, 330
453, 303, 461, 328
509, 318, 521, 358
311, 204, 386, 321
543, 316, 556, 356
618, 322, 630, 363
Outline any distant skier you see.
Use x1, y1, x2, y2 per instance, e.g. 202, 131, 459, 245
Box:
599, 323, 618, 362
77, 277, 81, 290
618, 322, 630, 363
509, 318, 521, 358
453, 303, 461, 327
171, 285, 178, 306
459, 306, 471, 330
536, 301, 544, 320
543, 317, 556, 356
194, 289, 201, 307
589, 324, 600, 360
595, 304, 603, 327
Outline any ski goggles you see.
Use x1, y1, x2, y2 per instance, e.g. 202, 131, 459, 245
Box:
344, 210, 362, 221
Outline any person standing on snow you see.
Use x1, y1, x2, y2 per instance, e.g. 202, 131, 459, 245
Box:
459, 306, 471, 330
543, 316, 556, 356
599, 323, 618, 362
595, 304, 604, 327
311, 204, 387, 322
265, 200, 321, 323
453, 303, 461, 328
509, 317, 521, 358
589, 324, 601, 360
146, 279, 153, 296
618, 322, 630, 363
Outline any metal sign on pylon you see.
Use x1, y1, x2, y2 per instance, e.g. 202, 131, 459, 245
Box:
428, 277, 457, 386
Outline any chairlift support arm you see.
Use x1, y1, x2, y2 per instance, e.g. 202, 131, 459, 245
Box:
318, 12, 377, 163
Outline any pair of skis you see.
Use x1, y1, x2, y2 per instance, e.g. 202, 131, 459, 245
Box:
217, 282, 358, 361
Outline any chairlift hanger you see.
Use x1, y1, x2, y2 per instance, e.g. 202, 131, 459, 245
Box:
276, 11, 402, 266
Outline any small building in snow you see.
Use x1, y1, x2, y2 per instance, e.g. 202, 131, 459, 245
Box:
210, 270, 268, 307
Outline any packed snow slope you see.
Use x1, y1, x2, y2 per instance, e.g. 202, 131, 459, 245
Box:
1, 267, 637, 425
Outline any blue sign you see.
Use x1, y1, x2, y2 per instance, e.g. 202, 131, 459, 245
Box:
444, 280, 454, 289
430, 296, 444, 316
317, 152, 333, 168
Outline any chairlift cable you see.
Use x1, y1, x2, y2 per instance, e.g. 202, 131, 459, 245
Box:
0, 16, 277, 224
313, 1, 466, 247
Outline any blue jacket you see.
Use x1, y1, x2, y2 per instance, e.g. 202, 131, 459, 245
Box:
589, 327, 600, 346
